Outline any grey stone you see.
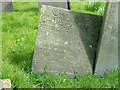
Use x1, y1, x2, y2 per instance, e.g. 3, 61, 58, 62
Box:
38, 0, 70, 12
32, 5, 102, 75
0, 0, 13, 13
0, 79, 11, 89
95, 2, 118, 75
118, 1, 120, 68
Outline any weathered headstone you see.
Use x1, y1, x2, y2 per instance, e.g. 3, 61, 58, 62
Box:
95, 2, 118, 75
0, 79, 11, 89
38, 0, 70, 12
0, 0, 13, 13
0, 13, 1, 78
32, 5, 102, 75
118, 1, 120, 68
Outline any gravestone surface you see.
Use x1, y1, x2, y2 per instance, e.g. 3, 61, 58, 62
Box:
32, 5, 102, 75
95, 2, 118, 75
118, 1, 120, 68
38, 0, 70, 12
0, 0, 13, 13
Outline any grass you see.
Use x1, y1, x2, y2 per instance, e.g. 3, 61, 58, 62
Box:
70, 1, 106, 16
1, 2, 119, 88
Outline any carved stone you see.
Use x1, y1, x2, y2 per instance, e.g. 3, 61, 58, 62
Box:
32, 5, 102, 75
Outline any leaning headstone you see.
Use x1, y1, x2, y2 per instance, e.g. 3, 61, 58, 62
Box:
38, 0, 70, 12
0, 0, 13, 13
0, 79, 11, 89
0, 13, 1, 78
118, 2, 120, 68
95, 2, 118, 75
32, 5, 102, 76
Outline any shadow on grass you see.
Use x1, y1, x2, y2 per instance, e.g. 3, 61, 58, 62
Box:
9, 49, 35, 73
14, 8, 39, 12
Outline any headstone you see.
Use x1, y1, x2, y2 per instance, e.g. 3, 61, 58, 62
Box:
0, 13, 1, 78
95, 2, 118, 75
32, 5, 102, 76
118, 1, 120, 68
38, 0, 70, 12
0, 79, 11, 89
0, 0, 13, 13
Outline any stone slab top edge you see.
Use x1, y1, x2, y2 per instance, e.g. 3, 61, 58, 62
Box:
41, 5, 103, 17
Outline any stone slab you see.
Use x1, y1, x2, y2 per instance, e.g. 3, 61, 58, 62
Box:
118, 1, 120, 68
0, 79, 11, 89
95, 2, 118, 75
0, 0, 13, 13
38, 0, 70, 12
32, 5, 102, 75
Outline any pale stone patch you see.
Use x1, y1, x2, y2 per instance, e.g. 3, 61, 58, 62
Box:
0, 79, 11, 89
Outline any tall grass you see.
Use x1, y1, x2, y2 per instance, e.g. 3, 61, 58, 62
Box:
86, 1, 102, 12
70, 1, 106, 16
1, 2, 118, 88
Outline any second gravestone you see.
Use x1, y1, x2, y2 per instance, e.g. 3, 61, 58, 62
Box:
32, 5, 102, 75
0, 0, 13, 13
38, 0, 70, 12
95, 2, 118, 75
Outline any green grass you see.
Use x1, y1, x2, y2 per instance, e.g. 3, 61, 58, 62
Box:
1, 2, 119, 88
70, 1, 106, 16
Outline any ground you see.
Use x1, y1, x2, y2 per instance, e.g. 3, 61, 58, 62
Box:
1, 2, 119, 88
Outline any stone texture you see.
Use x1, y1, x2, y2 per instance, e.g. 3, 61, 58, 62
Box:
0, 14, 1, 78
38, 0, 70, 12
118, 1, 120, 68
95, 2, 118, 75
0, 79, 11, 89
32, 5, 102, 75
0, 0, 13, 13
